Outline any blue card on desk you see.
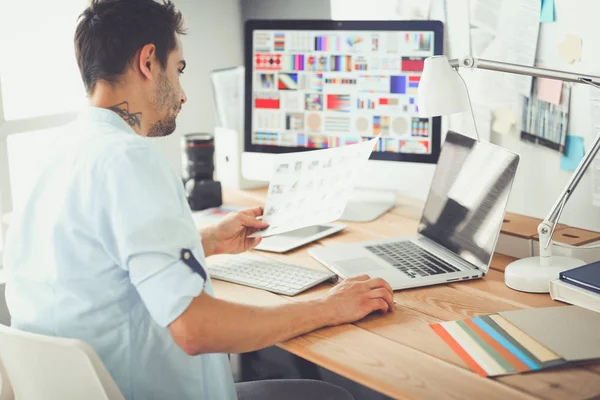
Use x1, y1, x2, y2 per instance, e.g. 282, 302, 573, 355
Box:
560, 261, 600, 295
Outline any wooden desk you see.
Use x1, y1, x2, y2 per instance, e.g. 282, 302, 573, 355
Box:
212, 188, 600, 400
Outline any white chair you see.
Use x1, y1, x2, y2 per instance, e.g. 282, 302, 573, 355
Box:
0, 324, 124, 400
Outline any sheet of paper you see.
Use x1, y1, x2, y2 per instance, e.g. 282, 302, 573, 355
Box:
210, 66, 244, 135
537, 77, 562, 104
471, 0, 541, 97
560, 136, 585, 172
470, 28, 495, 57
492, 106, 516, 135
497, 0, 541, 96
540, 0, 555, 22
559, 34, 583, 64
396, 0, 432, 19
251, 137, 378, 237
470, 0, 500, 34
470, 39, 516, 108
445, 0, 471, 59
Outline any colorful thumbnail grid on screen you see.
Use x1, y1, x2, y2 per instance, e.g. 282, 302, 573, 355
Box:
251, 30, 434, 154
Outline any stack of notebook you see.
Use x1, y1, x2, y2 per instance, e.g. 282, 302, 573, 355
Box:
431, 306, 600, 377
550, 261, 600, 313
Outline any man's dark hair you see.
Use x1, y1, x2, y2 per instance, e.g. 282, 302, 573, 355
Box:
75, 0, 186, 94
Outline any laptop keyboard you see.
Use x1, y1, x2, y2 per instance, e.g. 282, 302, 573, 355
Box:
365, 241, 461, 279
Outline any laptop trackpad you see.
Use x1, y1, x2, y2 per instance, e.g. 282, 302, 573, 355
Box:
334, 258, 386, 275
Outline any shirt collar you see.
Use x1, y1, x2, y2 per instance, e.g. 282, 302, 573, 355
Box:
79, 106, 138, 135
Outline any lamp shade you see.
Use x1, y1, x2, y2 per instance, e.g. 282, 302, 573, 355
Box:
418, 56, 470, 117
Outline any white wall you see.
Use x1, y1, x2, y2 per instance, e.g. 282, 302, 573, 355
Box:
151, 0, 244, 175
453, 0, 600, 231
334, 0, 600, 232
497, 0, 600, 231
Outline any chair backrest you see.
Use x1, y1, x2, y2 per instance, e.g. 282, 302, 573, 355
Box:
0, 324, 124, 400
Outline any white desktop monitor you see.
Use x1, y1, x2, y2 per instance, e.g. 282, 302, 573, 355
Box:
242, 20, 444, 219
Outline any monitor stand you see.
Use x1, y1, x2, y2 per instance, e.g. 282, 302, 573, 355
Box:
339, 188, 396, 222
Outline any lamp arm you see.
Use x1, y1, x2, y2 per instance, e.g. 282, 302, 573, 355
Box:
449, 56, 600, 259
449, 57, 600, 85
541, 115, 600, 243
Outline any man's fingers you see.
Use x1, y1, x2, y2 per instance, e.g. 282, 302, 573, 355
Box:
369, 298, 389, 314
237, 212, 269, 229
366, 277, 393, 294
345, 274, 370, 282
242, 206, 264, 218
367, 288, 394, 311
246, 236, 262, 249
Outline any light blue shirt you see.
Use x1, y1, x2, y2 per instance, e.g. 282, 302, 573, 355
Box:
4, 107, 237, 400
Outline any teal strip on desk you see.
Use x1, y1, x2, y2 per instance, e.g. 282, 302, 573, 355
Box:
472, 317, 540, 370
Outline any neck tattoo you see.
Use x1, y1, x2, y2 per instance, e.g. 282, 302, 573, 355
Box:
108, 101, 142, 129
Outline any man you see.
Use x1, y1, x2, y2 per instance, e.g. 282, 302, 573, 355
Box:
3, 1, 395, 399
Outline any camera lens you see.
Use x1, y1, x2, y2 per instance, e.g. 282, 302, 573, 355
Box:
182, 133, 214, 181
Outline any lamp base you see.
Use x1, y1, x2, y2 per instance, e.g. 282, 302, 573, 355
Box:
504, 256, 585, 293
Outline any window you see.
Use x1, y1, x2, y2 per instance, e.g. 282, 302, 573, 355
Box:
0, 0, 87, 120
0, 0, 87, 259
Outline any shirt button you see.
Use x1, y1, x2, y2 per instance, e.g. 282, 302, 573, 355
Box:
184, 251, 191, 260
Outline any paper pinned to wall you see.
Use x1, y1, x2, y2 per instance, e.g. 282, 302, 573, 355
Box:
559, 34, 583, 64
470, 0, 499, 34
445, 0, 471, 59
471, 39, 515, 107
537, 77, 563, 104
498, 0, 541, 96
470, 28, 495, 57
211, 66, 244, 136
492, 106, 516, 135
469, 0, 541, 98
560, 136, 585, 172
540, 0, 555, 22
396, 0, 432, 19
250, 137, 378, 238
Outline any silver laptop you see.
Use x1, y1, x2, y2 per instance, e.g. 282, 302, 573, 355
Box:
309, 131, 520, 290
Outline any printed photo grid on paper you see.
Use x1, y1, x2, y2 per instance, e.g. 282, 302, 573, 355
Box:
250, 137, 379, 237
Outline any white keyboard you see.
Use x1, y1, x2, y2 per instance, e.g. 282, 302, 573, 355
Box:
207, 254, 337, 296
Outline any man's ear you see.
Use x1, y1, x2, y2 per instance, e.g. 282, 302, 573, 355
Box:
138, 44, 157, 80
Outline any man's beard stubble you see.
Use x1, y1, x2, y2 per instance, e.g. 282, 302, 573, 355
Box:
147, 71, 179, 138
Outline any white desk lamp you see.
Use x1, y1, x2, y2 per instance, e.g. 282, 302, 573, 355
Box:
418, 56, 600, 293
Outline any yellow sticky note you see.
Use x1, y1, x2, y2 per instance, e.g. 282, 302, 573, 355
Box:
492, 107, 516, 135
558, 34, 583, 64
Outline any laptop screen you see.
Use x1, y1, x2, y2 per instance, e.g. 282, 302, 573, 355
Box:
418, 131, 519, 271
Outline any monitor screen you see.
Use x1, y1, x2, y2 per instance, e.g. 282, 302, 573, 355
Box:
244, 20, 443, 164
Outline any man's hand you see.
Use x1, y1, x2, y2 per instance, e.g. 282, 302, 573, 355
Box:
320, 275, 395, 326
201, 207, 269, 256
169, 273, 395, 355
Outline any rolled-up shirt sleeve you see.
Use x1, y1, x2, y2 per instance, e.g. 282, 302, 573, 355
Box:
99, 143, 207, 327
